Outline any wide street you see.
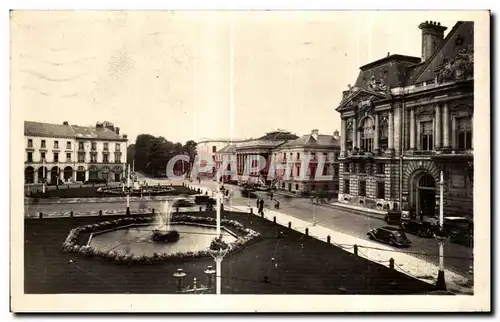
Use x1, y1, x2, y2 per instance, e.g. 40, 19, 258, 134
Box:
25, 174, 473, 277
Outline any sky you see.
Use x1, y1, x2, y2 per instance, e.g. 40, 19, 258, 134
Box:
11, 10, 478, 144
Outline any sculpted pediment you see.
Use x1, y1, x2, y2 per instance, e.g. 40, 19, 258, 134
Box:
336, 85, 390, 113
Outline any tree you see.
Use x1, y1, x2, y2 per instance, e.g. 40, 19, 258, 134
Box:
131, 134, 198, 177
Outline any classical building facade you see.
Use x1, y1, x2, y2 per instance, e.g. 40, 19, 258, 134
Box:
234, 131, 299, 186
272, 129, 341, 195
24, 121, 128, 184
336, 21, 474, 219
196, 138, 244, 177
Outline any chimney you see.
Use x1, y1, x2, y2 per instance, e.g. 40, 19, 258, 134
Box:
333, 130, 340, 140
418, 21, 447, 62
115, 127, 120, 135
311, 129, 319, 140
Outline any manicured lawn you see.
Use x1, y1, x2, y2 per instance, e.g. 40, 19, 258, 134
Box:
24, 211, 436, 294
26, 185, 196, 199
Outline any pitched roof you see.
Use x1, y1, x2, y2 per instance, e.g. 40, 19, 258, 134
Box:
281, 134, 340, 149
72, 125, 125, 141
24, 121, 127, 141
216, 144, 236, 154
24, 121, 75, 138
354, 55, 422, 89
412, 21, 473, 84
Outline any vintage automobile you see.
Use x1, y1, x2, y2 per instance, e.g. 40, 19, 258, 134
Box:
400, 219, 436, 238
194, 194, 216, 205
367, 226, 412, 247
172, 198, 196, 208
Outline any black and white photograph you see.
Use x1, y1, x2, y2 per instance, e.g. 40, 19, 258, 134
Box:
9, 9, 490, 312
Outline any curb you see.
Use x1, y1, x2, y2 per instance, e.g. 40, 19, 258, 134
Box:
323, 203, 387, 222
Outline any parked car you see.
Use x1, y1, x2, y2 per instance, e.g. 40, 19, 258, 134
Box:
172, 198, 195, 208
367, 226, 412, 247
384, 210, 403, 225
194, 194, 216, 205
400, 219, 436, 238
426, 216, 472, 236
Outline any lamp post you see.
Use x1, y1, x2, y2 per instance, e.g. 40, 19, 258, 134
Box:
204, 265, 216, 288
126, 163, 131, 209
434, 170, 447, 290
208, 178, 229, 295
173, 268, 186, 292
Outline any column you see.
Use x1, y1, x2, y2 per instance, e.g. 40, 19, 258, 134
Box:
85, 169, 89, 181
388, 110, 394, 150
442, 102, 450, 149
340, 118, 347, 155
72, 169, 77, 182
451, 117, 457, 149
352, 117, 357, 149
435, 104, 442, 149
373, 114, 379, 152
409, 107, 416, 150
34, 170, 38, 184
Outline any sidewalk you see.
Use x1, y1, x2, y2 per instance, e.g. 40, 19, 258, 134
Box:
185, 183, 473, 294
224, 205, 473, 295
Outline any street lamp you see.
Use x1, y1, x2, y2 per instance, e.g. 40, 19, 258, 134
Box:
173, 268, 186, 292
204, 265, 216, 288
434, 170, 447, 290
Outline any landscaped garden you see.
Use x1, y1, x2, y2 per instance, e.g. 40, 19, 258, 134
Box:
24, 211, 436, 294
26, 184, 197, 199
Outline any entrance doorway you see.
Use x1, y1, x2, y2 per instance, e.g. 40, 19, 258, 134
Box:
416, 173, 436, 219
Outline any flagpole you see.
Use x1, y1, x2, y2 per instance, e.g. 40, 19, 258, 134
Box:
126, 163, 130, 209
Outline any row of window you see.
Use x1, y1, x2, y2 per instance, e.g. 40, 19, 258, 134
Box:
346, 116, 473, 152
27, 151, 122, 163
274, 152, 338, 161
343, 179, 385, 199
27, 139, 121, 152
344, 163, 385, 175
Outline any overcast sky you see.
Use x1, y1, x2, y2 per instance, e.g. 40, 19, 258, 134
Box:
11, 11, 478, 144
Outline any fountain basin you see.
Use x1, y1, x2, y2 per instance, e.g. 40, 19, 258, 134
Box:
88, 223, 236, 256
61, 215, 260, 264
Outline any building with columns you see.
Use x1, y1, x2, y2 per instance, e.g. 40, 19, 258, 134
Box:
336, 20, 474, 219
272, 129, 341, 195
234, 130, 299, 186
24, 121, 128, 184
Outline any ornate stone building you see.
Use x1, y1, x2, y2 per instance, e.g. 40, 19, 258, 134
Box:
336, 21, 474, 219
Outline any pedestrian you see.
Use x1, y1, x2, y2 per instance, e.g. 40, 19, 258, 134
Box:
259, 200, 264, 215
270, 192, 274, 200
256, 198, 260, 208
419, 210, 424, 222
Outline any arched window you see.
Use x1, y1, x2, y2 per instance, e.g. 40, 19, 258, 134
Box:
361, 117, 374, 152
379, 119, 389, 151
346, 121, 353, 150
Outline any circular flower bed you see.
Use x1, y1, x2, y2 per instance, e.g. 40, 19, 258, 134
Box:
97, 185, 176, 196
61, 215, 260, 265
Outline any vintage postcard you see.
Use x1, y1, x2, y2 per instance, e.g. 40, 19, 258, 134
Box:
10, 10, 490, 312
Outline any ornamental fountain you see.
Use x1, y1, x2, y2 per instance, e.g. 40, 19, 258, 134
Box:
151, 200, 180, 243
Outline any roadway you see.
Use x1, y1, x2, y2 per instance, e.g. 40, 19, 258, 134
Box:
25, 173, 473, 277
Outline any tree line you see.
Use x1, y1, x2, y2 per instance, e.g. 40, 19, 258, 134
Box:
127, 134, 197, 177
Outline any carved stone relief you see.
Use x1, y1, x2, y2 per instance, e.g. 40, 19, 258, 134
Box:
415, 105, 434, 117
434, 45, 474, 83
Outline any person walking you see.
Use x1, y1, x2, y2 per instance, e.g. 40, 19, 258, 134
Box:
270, 191, 274, 200
258, 199, 264, 216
